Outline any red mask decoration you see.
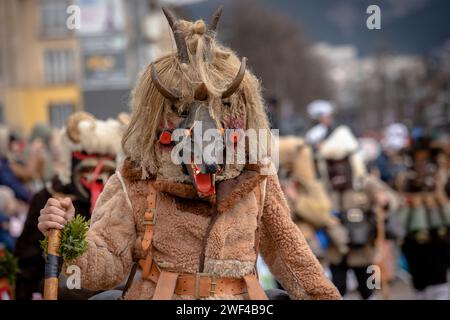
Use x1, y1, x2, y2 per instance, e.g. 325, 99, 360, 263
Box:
159, 130, 173, 145
80, 160, 105, 214
72, 152, 115, 214
228, 131, 240, 144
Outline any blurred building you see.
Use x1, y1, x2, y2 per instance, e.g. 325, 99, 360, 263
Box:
0, 0, 82, 134
0, 0, 176, 135
78, 0, 174, 119
313, 42, 449, 134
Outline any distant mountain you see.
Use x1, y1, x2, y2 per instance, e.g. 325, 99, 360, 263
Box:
183, 0, 450, 56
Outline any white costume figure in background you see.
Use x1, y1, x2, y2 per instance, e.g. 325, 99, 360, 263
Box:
305, 100, 336, 147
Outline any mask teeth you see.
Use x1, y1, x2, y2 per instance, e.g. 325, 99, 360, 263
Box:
191, 163, 201, 175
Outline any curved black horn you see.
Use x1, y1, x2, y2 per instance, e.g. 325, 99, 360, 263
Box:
208, 5, 223, 31
222, 57, 247, 99
151, 64, 180, 102
162, 7, 189, 63
162, 7, 176, 28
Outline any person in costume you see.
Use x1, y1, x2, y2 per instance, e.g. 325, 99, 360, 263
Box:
305, 100, 336, 148
396, 135, 450, 299
316, 125, 399, 299
278, 136, 347, 260
36, 7, 340, 300
14, 112, 127, 300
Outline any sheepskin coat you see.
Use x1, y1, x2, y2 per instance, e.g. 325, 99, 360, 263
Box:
69, 160, 340, 300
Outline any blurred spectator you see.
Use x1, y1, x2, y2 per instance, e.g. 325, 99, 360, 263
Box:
0, 127, 31, 203
0, 186, 18, 251
9, 123, 54, 193
375, 123, 410, 187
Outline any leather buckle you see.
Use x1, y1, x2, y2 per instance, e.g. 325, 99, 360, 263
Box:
194, 273, 215, 299
143, 208, 156, 225
210, 277, 217, 296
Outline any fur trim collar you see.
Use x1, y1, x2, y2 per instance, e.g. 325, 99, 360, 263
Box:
120, 159, 266, 213
216, 170, 266, 214
121, 159, 146, 181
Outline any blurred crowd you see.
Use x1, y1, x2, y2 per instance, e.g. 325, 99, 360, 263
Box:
0, 112, 128, 299
272, 100, 450, 300
0, 101, 449, 300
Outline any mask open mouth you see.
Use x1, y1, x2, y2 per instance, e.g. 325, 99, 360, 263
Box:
185, 161, 216, 198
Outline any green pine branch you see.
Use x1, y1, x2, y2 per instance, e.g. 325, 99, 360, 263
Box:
40, 215, 89, 263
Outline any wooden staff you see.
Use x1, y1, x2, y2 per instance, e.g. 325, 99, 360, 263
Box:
43, 193, 72, 300
43, 228, 62, 300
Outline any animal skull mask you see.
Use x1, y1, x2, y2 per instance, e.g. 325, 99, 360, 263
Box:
122, 7, 270, 198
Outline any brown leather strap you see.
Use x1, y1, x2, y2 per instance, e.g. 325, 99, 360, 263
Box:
142, 182, 157, 252
175, 274, 247, 298
121, 182, 157, 299
152, 271, 179, 300
140, 258, 248, 299
140, 182, 157, 280
139, 254, 154, 280
139, 258, 161, 283
243, 274, 268, 300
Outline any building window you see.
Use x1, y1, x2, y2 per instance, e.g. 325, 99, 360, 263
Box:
41, 0, 70, 37
44, 49, 75, 85
49, 103, 74, 128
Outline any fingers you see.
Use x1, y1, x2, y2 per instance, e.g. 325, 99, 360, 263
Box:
41, 203, 67, 218
46, 197, 63, 209
60, 197, 75, 220
60, 197, 71, 209
39, 220, 65, 231
39, 197, 72, 235
38, 221, 64, 236
39, 209, 67, 226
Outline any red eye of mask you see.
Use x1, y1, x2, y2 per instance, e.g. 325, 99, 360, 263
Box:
159, 130, 172, 145
229, 131, 240, 144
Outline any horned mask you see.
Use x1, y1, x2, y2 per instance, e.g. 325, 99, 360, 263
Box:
122, 6, 270, 199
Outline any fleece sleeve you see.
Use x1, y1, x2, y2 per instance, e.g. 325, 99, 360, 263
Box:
67, 173, 136, 291
259, 174, 341, 300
